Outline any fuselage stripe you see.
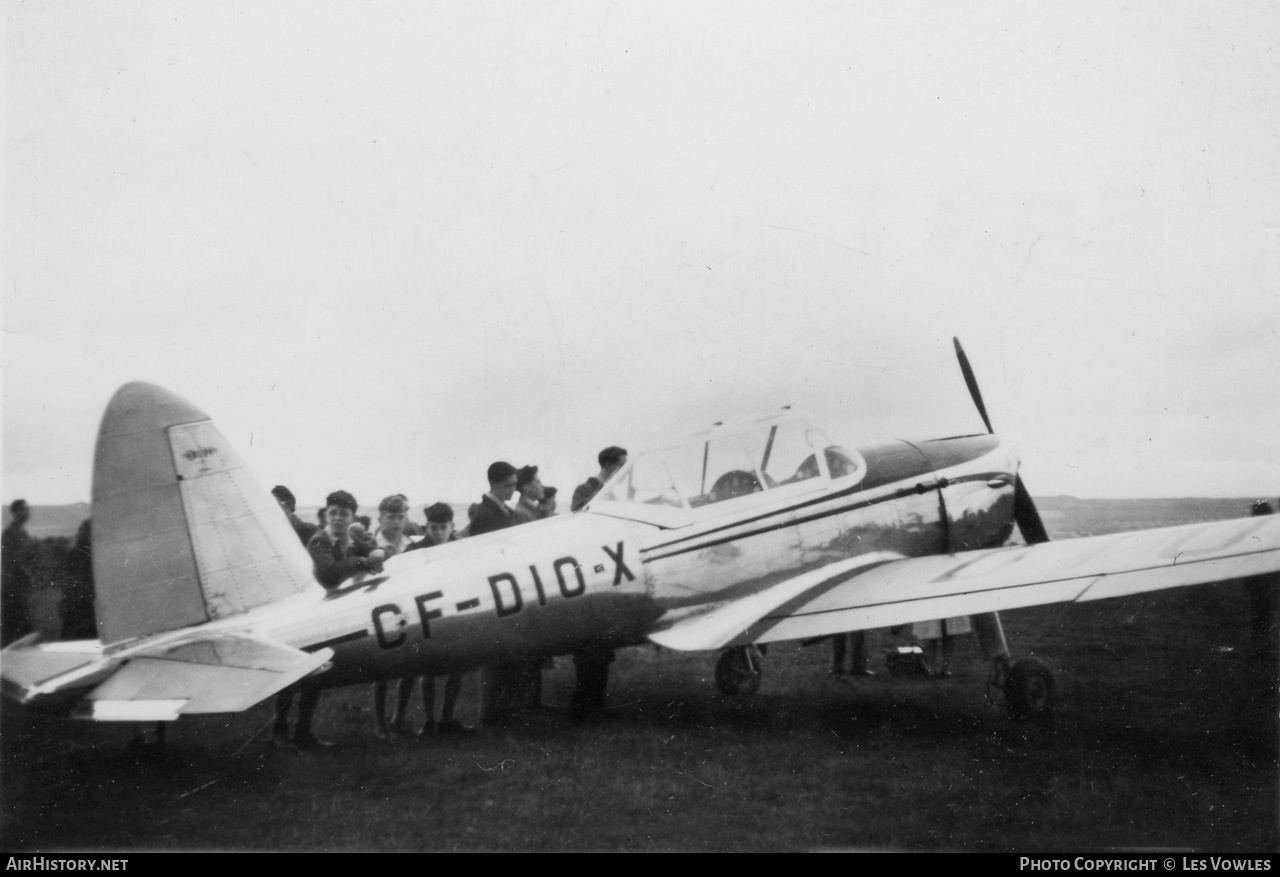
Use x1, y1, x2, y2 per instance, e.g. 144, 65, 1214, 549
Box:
306, 630, 368, 652
641, 470, 1003, 561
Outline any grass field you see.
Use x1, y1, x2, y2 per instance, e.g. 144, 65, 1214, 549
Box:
2, 498, 1276, 852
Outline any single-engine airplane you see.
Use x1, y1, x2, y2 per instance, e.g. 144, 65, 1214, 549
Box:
4, 340, 1278, 727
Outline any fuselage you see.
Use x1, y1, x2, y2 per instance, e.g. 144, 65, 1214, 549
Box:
227, 432, 1019, 687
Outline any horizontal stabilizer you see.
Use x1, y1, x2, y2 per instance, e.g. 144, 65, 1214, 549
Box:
1, 639, 114, 707
83, 634, 333, 718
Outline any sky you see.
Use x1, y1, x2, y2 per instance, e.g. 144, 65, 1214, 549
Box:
4, 1, 1279, 512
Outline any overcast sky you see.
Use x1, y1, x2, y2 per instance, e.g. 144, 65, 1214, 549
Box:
4, 2, 1278, 512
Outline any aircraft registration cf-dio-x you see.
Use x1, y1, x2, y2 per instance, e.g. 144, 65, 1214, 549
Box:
4, 340, 1278, 727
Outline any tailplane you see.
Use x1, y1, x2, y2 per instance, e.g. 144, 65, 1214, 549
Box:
2, 632, 332, 720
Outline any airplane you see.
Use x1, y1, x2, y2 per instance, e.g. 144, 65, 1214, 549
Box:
3, 340, 1278, 732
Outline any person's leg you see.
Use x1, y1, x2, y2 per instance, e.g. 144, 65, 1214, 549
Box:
924, 638, 942, 676
831, 634, 848, 675
935, 634, 953, 678
391, 677, 416, 732
273, 690, 293, 745
530, 660, 545, 709
418, 676, 437, 735
481, 665, 519, 727
372, 680, 390, 737
572, 647, 613, 715
0, 579, 32, 647
516, 660, 544, 711
440, 673, 464, 723
1247, 574, 1280, 661
436, 673, 469, 733
851, 631, 873, 675
479, 665, 506, 725
293, 687, 332, 748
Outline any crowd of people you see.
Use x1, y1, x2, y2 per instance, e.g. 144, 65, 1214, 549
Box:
267, 445, 629, 749
3, 464, 1277, 751
1, 500, 96, 647
0, 444, 631, 750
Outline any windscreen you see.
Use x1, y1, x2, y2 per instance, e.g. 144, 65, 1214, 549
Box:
595, 418, 846, 510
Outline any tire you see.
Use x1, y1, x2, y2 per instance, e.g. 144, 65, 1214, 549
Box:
1005, 657, 1056, 719
715, 646, 763, 697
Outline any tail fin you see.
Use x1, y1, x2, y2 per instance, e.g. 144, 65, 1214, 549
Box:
93, 382, 316, 645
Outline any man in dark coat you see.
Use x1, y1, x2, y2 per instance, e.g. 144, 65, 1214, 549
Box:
60, 518, 97, 640
469, 462, 518, 536
271, 486, 319, 750
468, 462, 524, 722
276, 490, 383, 749
511, 465, 549, 525
568, 448, 629, 714
2, 499, 38, 645
570, 446, 628, 512
388, 502, 470, 736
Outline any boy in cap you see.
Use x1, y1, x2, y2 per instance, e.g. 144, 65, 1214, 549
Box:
382, 502, 470, 736
469, 461, 518, 536
571, 446, 627, 512
371, 493, 429, 737
373, 494, 414, 555
512, 465, 548, 525
407, 502, 460, 552
276, 490, 384, 749
306, 490, 384, 590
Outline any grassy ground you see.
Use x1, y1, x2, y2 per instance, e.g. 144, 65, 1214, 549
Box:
2, 500, 1276, 852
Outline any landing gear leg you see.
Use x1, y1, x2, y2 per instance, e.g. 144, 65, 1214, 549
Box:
973, 611, 1056, 718
715, 645, 763, 696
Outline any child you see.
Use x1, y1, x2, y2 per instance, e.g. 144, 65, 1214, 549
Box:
373, 494, 414, 555
380, 503, 469, 736
372, 495, 425, 737
276, 490, 383, 749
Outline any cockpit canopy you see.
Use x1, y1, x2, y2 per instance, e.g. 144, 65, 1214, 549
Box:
592, 410, 865, 518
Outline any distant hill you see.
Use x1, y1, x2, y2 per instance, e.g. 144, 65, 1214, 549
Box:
1033, 496, 1267, 539
1, 503, 92, 541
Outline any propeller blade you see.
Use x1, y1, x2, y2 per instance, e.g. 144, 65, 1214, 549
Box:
1013, 475, 1050, 544
953, 338, 1050, 544
953, 337, 994, 434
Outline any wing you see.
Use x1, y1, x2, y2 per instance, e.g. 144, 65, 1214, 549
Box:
2, 633, 332, 721
648, 515, 1280, 651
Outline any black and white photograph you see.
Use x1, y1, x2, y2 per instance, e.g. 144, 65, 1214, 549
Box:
3, 2, 1278, 853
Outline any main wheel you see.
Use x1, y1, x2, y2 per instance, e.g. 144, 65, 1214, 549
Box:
715, 645, 763, 696
1005, 657, 1056, 719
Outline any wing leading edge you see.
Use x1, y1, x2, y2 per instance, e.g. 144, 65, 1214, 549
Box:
648, 515, 1280, 651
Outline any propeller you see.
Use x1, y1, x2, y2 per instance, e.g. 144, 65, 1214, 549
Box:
953, 337, 1050, 545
